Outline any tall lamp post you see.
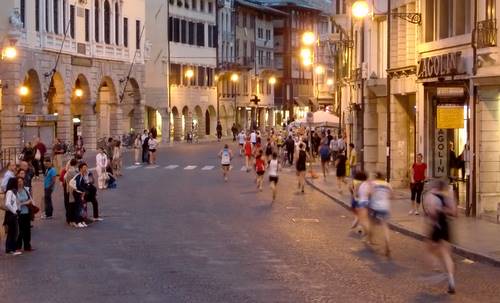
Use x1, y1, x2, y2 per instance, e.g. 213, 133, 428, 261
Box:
351, 0, 421, 181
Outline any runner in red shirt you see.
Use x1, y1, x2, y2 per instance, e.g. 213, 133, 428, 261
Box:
409, 153, 427, 215
244, 137, 253, 172
254, 151, 266, 191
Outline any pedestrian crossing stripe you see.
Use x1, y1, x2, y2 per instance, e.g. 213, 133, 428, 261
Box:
125, 165, 140, 170
201, 165, 215, 170
164, 165, 179, 170
184, 165, 197, 170
145, 165, 159, 169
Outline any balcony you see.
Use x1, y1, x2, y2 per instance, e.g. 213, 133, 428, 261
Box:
257, 58, 275, 70
235, 56, 255, 69
475, 19, 497, 49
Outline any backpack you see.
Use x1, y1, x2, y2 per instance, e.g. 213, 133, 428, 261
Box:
221, 149, 231, 164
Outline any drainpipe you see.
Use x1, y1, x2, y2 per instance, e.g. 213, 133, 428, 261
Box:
386, 0, 391, 182
470, 0, 478, 217
360, 18, 365, 171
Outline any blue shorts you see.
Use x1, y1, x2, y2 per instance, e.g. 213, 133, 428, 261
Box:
370, 209, 390, 221
351, 199, 369, 209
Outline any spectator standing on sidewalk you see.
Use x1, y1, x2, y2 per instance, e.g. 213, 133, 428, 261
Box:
285, 135, 295, 166
16, 177, 34, 252
1, 162, 17, 192
423, 179, 457, 294
19, 161, 34, 194
348, 143, 358, 178
52, 139, 64, 176
21, 142, 35, 163
96, 148, 108, 190
63, 159, 78, 225
75, 163, 102, 222
42, 158, 56, 219
216, 121, 223, 142
335, 151, 347, 193
409, 153, 427, 215
133, 134, 142, 165
141, 130, 150, 163
148, 133, 159, 165
33, 138, 47, 178
296, 143, 307, 194
113, 141, 123, 176
4, 178, 21, 255
231, 123, 238, 142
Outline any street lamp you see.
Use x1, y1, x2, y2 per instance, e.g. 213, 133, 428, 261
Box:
74, 88, 83, 98
326, 78, 334, 86
18, 85, 29, 96
1, 46, 17, 60
352, 1, 370, 19
268, 76, 276, 85
314, 65, 325, 75
302, 31, 316, 46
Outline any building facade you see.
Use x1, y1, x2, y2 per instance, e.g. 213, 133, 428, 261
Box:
166, 0, 218, 141
0, 0, 146, 150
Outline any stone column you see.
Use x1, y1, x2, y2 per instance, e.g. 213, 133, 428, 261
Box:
55, 101, 71, 143
133, 101, 146, 132
174, 115, 182, 141
82, 105, 97, 150
184, 112, 192, 138
157, 107, 170, 143
197, 114, 206, 139
110, 104, 123, 137
363, 97, 379, 173
1, 59, 22, 149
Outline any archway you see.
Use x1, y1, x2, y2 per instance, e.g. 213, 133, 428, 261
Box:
207, 105, 217, 136
70, 74, 92, 145
96, 76, 119, 140
20, 69, 43, 114
122, 77, 143, 134
47, 72, 69, 142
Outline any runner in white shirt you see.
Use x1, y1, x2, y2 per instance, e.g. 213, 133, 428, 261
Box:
268, 152, 280, 203
219, 144, 233, 182
250, 131, 257, 146
238, 131, 246, 156
368, 172, 393, 256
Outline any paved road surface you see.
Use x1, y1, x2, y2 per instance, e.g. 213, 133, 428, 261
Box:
1, 142, 499, 302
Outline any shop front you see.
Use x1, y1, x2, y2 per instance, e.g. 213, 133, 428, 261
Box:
418, 51, 472, 213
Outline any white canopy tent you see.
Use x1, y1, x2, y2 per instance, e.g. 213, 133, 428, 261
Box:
291, 111, 340, 128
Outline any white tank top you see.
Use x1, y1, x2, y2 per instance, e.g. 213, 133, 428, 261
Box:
268, 159, 279, 177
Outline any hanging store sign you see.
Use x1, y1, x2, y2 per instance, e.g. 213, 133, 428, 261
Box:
418, 52, 462, 79
437, 106, 464, 129
434, 129, 448, 177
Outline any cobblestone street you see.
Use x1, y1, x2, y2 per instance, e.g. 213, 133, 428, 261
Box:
1, 142, 500, 302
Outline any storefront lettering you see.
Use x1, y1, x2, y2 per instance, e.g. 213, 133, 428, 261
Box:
418, 52, 461, 79
434, 129, 448, 177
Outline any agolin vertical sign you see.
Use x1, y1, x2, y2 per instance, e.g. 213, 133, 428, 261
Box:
417, 52, 462, 78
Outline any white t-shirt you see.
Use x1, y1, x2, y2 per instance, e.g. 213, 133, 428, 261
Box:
357, 181, 371, 204
148, 138, 158, 150
250, 132, 257, 143
268, 159, 279, 177
370, 180, 392, 211
238, 133, 246, 144
221, 149, 231, 165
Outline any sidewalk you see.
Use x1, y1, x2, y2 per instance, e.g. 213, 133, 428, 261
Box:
304, 164, 500, 267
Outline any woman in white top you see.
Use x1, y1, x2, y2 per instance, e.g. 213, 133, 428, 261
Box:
95, 148, 108, 190
4, 177, 21, 255
148, 134, 159, 165
133, 134, 142, 165
268, 152, 280, 203
112, 141, 123, 176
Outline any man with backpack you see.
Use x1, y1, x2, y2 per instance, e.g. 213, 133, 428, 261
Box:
219, 144, 233, 182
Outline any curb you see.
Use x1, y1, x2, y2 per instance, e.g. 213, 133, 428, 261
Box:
306, 179, 500, 267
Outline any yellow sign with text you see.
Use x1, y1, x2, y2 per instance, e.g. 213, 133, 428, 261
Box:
437, 106, 464, 129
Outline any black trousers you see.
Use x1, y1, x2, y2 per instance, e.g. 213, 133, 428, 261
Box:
142, 147, 149, 163
4, 212, 18, 253
410, 182, 424, 204
287, 150, 294, 165
16, 213, 31, 250
44, 187, 54, 217
63, 186, 70, 223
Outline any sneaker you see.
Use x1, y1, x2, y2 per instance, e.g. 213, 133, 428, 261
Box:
8, 251, 22, 256
408, 210, 414, 215
81, 222, 88, 227
70, 222, 78, 228
415, 211, 420, 216
448, 284, 456, 294
93, 217, 103, 222
77, 223, 86, 228
41, 215, 53, 220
